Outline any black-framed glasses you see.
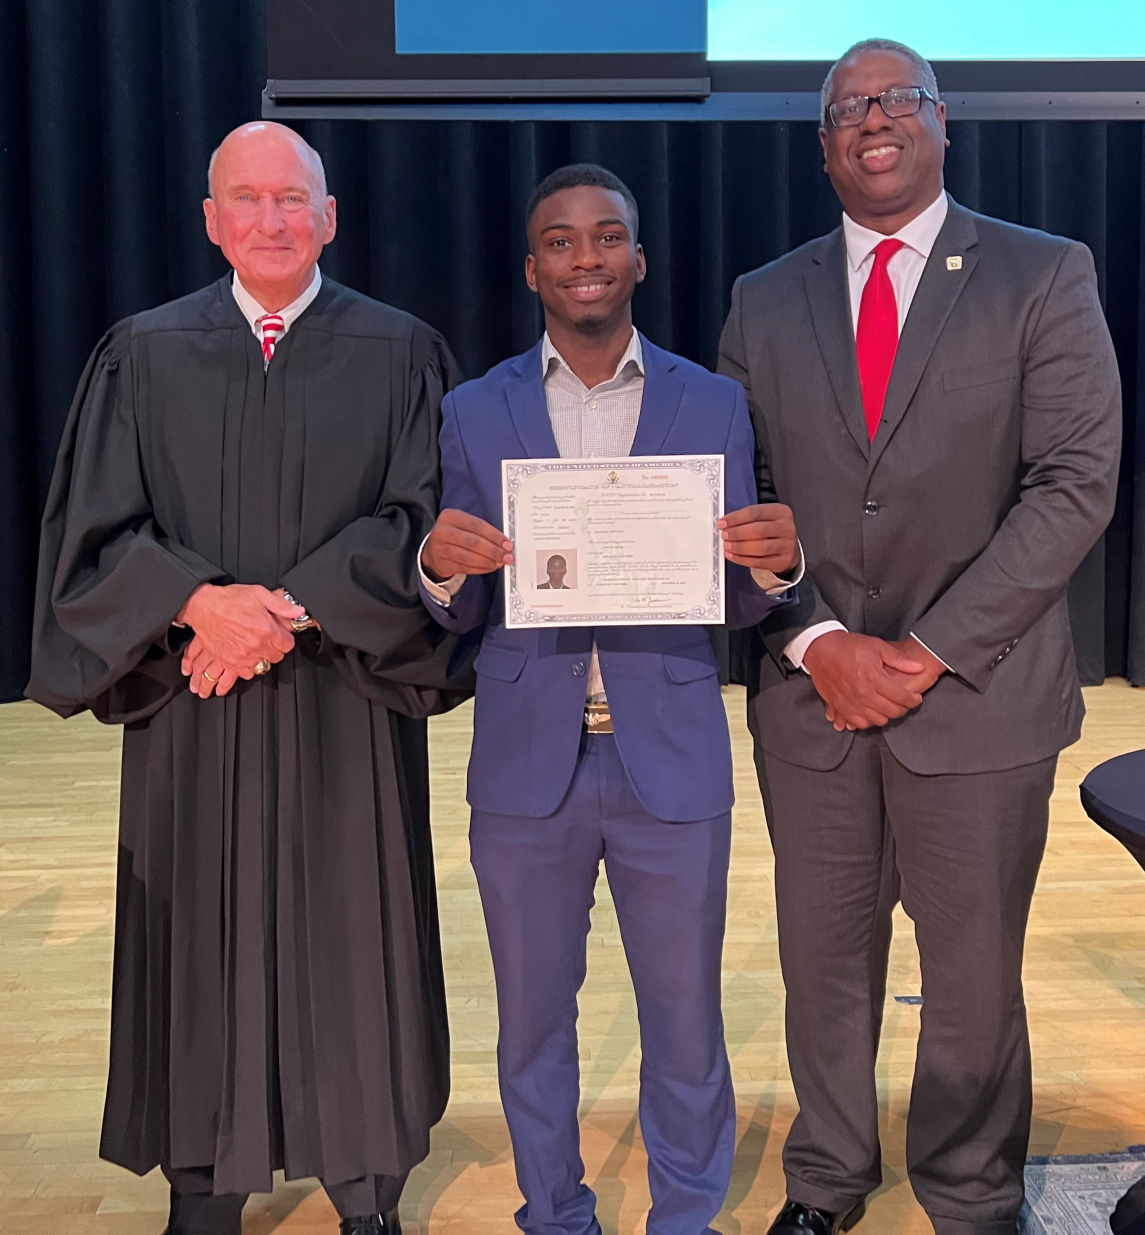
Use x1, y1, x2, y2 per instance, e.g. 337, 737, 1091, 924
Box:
827, 86, 937, 128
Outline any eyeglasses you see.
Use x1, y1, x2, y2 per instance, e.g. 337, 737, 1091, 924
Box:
827, 86, 937, 129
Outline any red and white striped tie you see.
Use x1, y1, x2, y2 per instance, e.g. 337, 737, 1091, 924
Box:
255, 313, 285, 367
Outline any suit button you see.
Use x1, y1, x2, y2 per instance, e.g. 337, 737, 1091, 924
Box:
864, 501, 879, 515
867, 585, 881, 599
572, 662, 586, 677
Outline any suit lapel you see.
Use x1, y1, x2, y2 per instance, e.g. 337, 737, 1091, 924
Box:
506, 340, 561, 458
630, 336, 685, 456
804, 230, 870, 459
869, 200, 980, 471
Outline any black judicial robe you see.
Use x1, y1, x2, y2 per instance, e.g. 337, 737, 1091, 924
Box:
26, 275, 475, 1194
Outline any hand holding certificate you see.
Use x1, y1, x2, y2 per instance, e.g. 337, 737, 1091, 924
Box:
421, 455, 798, 629
504, 454, 725, 628
422, 508, 515, 578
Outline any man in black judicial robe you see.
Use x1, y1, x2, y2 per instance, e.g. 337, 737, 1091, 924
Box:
26, 122, 472, 1235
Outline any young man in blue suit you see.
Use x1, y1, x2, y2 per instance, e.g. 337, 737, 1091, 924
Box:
419, 165, 801, 1235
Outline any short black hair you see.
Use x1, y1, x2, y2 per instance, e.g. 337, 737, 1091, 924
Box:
525, 163, 640, 245
821, 39, 940, 126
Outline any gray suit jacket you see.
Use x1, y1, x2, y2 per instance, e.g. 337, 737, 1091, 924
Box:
719, 196, 1122, 774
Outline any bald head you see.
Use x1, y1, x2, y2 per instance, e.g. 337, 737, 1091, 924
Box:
208, 122, 326, 200
203, 121, 337, 313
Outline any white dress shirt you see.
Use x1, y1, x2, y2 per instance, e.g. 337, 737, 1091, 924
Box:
422, 328, 799, 703
231, 265, 322, 337
844, 191, 949, 339
785, 191, 952, 673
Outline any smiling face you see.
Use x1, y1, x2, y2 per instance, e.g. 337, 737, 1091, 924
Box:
546, 556, 568, 587
525, 185, 646, 336
203, 122, 337, 311
820, 49, 948, 232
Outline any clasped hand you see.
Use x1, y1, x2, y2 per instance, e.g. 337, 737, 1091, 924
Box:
421, 502, 801, 581
177, 584, 307, 698
802, 631, 947, 733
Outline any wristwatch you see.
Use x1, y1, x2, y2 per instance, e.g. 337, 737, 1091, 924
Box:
282, 591, 319, 633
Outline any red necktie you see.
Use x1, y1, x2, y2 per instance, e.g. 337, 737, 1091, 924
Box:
255, 313, 285, 367
855, 238, 905, 440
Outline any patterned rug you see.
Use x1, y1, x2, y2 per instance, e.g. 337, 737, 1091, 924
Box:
1020, 1151, 1145, 1233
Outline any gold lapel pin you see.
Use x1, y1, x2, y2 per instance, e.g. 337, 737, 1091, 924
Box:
946, 256, 963, 271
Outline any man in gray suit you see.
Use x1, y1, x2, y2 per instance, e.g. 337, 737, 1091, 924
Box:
719, 38, 1122, 1235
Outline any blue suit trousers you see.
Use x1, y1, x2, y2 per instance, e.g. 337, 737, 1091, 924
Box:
470, 734, 736, 1235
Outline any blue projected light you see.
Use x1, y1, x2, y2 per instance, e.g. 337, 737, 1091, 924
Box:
396, 0, 1144, 61
708, 0, 1145, 60
395, 0, 706, 55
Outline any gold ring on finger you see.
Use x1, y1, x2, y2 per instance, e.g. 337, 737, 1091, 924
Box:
202, 670, 218, 684
254, 659, 271, 676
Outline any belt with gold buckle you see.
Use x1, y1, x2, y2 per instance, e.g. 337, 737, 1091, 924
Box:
584, 704, 613, 735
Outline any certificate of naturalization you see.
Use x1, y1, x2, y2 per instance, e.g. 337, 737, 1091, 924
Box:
502, 454, 725, 629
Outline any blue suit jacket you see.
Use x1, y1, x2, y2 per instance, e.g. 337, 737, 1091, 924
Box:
421, 335, 792, 822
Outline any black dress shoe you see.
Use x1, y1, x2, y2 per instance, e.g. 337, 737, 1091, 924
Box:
163, 1212, 243, 1235
339, 1211, 402, 1235
767, 1198, 865, 1234
1112, 1173, 1145, 1234
164, 1227, 242, 1235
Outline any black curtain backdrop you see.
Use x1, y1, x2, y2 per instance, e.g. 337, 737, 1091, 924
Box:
1, 1, 1142, 703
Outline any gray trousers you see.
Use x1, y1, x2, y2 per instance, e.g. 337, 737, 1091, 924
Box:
163, 1164, 407, 1230
758, 732, 1055, 1235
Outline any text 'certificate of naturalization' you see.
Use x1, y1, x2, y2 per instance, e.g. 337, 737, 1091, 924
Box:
502, 454, 725, 629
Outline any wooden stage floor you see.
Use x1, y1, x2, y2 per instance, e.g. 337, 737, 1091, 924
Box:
1, 682, 1144, 1233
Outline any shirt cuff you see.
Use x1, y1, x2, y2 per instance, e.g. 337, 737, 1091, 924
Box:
751, 542, 806, 596
785, 620, 848, 672
909, 631, 955, 674
418, 534, 466, 608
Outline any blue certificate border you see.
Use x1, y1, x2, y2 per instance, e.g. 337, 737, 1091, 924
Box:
502, 455, 725, 628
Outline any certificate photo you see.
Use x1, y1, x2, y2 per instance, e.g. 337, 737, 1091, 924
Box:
502, 455, 725, 629
536, 550, 578, 590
